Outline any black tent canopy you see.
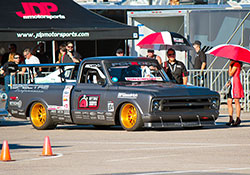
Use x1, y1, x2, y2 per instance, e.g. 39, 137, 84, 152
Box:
0, 0, 138, 41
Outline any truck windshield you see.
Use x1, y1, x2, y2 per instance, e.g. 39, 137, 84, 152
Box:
106, 60, 169, 83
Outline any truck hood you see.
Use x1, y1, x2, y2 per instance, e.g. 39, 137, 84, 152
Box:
117, 82, 218, 97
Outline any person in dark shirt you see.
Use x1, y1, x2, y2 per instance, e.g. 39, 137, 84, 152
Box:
1, 43, 19, 66
0, 54, 20, 109
32, 42, 52, 64
146, 49, 162, 65
163, 48, 188, 85
193, 40, 206, 71
62, 41, 82, 63
193, 40, 206, 86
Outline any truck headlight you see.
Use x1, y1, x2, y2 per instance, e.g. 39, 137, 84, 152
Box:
152, 100, 160, 111
211, 98, 220, 109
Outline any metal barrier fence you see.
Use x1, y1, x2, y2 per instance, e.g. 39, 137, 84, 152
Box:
188, 69, 230, 91
12, 73, 29, 84
188, 69, 249, 112
10, 72, 50, 85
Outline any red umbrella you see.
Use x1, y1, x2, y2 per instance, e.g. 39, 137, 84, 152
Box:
206, 44, 250, 64
137, 31, 193, 51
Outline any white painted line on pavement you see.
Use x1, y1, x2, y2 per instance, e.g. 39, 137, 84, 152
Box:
22, 153, 63, 161
0, 153, 63, 163
107, 155, 178, 162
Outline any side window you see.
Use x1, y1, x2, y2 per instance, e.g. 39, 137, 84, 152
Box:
80, 63, 106, 85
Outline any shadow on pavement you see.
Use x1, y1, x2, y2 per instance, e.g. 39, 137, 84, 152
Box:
55, 120, 250, 131
216, 120, 250, 128
56, 125, 123, 131
0, 119, 30, 127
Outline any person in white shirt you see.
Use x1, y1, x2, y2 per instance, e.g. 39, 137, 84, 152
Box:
22, 48, 41, 76
23, 48, 40, 64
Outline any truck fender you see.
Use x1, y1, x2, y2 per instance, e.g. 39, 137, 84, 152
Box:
25, 98, 50, 117
114, 100, 144, 125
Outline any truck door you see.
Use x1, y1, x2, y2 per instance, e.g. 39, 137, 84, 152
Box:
71, 62, 114, 125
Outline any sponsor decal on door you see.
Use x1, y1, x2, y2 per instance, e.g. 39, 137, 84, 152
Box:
78, 95, 100, 110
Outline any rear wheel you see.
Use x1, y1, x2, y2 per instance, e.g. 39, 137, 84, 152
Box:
30, 102, 56, 130
119, 103, 143, 131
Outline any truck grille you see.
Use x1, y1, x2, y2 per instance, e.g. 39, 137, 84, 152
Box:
152, 97, 216, 112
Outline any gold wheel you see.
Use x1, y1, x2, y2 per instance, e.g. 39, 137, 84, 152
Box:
120, 103, 142, 131
30, 103, 47, 128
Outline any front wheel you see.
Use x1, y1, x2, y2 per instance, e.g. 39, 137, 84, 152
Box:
30, 102, 56, 130
119, 103, 143, 131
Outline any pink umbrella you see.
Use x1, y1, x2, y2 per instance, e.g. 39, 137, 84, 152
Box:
206, 44, 250, 64
137, 31, 193, 51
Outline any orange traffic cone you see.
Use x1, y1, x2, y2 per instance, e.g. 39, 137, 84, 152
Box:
0, 140, 12, 161
41, 136, 55, 156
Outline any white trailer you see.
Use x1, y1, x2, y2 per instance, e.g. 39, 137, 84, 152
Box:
127, 8, 250, 69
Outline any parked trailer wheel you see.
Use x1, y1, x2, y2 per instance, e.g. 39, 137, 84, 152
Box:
30, 102, 56, 130
119, 103, 143, 131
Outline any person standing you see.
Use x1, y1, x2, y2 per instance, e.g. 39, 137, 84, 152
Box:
0, 55, 19, 93
193, 40, 206, 71
57, 44, 67, 63
163, 48, 188, 85
1, 44, 18, 66
23, 48, 40, 65
146, 49, 162, 65
22, 48, 41, 76
193, 40, 206, 86
226, 61, 244, 126
32, 42, 52, 64
0, 54, 20, 109
62, 42, 81, 63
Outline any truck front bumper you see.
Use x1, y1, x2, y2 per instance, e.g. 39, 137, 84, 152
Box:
142, 109, 219, 128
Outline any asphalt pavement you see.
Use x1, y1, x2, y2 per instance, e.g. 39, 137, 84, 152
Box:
0, 109, 250, 175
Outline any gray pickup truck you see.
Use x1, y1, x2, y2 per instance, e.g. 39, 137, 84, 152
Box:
8, 57, 220, 131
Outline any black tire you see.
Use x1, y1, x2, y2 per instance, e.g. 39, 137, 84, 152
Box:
29, 102, 56, 130
119, 103, 143, 131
